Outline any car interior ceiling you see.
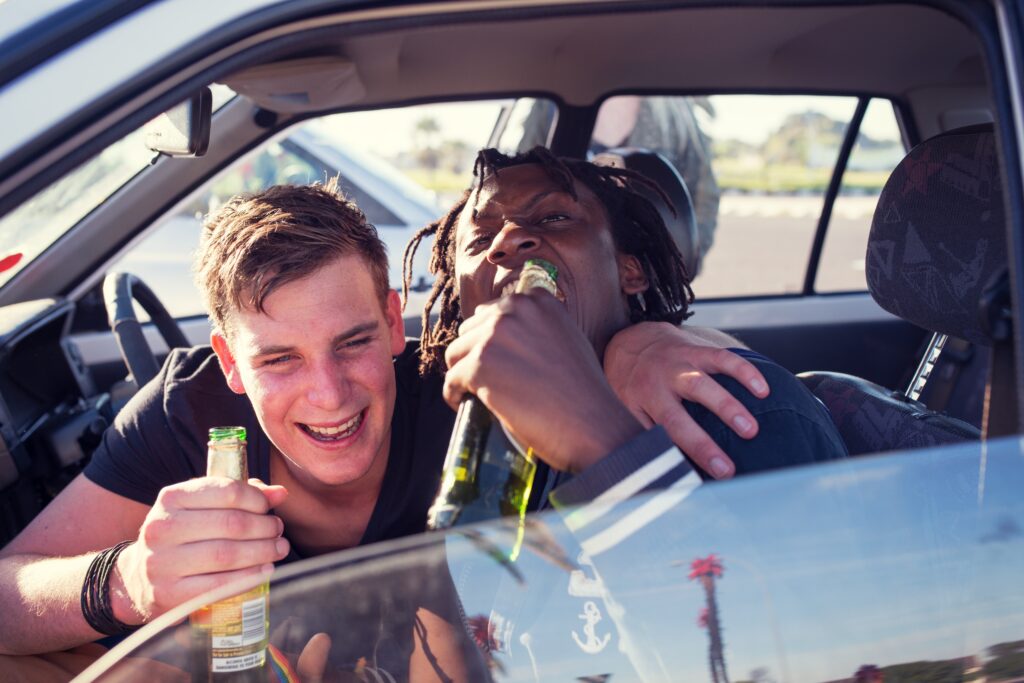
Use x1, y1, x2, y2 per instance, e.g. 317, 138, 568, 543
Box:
0, 0, 1013, 544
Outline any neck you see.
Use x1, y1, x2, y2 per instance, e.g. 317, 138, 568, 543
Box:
270, 444, 389, 556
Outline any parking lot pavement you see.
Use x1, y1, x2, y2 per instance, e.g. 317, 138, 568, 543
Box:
695, 195, 877, 297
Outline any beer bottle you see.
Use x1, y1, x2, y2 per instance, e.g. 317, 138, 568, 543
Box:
190, 427, 269, 682
427, 259, 559, 544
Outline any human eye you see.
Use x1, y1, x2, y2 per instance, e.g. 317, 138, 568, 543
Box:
466, 233, 493, 252
261, 354, 295, 367
339, 336, 372, 351
540, 213, 569, 224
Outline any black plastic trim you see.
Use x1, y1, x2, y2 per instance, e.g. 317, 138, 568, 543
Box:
803, 97, 868, 294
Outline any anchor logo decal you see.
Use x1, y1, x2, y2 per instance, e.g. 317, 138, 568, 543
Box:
571, 601, 611, 654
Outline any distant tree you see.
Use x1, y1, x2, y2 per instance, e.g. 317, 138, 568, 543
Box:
882, 659, 964, 683
413, 116, 442, 171
749, 666, 776, 683
984, 640, 1024, 680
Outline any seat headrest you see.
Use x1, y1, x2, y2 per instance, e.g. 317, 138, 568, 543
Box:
593, 147, 701, 278
867, 125, 1007, 345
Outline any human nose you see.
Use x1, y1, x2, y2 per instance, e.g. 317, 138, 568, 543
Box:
486, 222, 539, 266
305, 358, 349, 410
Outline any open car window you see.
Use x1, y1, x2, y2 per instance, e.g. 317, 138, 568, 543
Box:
0, 85, 236, 291
79, 438, 1024, 683
110, 99, 532, 320
589, 95, 906, 299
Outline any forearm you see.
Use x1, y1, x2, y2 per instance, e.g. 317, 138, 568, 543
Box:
0, 553, 104, 655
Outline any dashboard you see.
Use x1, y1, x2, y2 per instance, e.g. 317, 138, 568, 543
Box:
0, 298, 109, 544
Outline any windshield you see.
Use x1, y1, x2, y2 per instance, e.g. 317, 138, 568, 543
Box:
77, 439, 1024, 683
0, 0, 86, 47
0, 85, 235, 290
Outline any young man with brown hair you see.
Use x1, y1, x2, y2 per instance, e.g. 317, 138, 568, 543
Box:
0, 181, 452, 666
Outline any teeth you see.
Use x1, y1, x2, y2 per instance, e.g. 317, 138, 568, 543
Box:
305, 412, 362, 439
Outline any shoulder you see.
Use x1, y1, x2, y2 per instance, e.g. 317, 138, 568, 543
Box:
685, 347, 848, 474
110, 344, 245, 451
83, 346, 232, 503
708, 348, 827, 418
161, 345, 230, 395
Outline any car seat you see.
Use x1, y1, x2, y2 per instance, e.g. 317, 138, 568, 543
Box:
799, 124, 1013, 454
593, 147, 702, 279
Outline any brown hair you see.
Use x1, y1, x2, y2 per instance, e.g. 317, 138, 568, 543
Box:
195, 178, 389, 337
404, 146, 694, 376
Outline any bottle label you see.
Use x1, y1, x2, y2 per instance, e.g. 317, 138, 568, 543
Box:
209, 585, 268, 672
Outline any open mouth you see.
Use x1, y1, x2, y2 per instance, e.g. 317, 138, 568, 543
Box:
299, 410, 365, 442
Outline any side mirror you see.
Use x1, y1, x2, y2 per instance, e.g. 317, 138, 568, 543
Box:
144, 88, 212, 157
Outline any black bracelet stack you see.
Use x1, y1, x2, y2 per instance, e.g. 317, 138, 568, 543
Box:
80, 540, 140, 637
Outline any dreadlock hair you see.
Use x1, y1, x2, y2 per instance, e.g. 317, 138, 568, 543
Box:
403, 146, 695, 376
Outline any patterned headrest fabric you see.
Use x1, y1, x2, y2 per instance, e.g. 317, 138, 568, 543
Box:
867, 125, 1007, 345
593, 147, 701, 278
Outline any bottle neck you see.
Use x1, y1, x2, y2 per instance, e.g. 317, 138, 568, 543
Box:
207, 442, 248, 480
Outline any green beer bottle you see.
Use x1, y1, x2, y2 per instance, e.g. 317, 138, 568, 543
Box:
427, 259, 559, 545
190, 427, 269, 682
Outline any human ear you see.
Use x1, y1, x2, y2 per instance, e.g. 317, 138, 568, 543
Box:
211, 332, 246, 395
617, 254, 649, 295
384, 290, 407, 356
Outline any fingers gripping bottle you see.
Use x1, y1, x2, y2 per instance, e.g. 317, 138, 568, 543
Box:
426, 259, 559, 555
190, 427, 269, 682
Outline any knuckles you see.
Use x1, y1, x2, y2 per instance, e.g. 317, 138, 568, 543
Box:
223, 509, 248, 537
139, 515, 172, 545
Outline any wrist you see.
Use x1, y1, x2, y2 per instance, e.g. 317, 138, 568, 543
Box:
108, 546, 145, 627
567, 404, 644, 474
81, 541, 142, 637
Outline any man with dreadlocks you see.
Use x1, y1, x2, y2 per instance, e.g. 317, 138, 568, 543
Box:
405, 146, 847, 508
402, 147, 848, 682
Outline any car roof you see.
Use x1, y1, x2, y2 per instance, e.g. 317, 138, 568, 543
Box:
0, 2, 991, 205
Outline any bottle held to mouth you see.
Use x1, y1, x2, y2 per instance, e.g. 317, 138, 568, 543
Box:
426, 259, 559, 551
190, 427, 269, 682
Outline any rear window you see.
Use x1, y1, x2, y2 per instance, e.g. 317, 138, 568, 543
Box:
590, 95, 906, 298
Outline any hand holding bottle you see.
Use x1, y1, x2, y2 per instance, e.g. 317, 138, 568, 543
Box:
111, 476, 288, 626
443, 288, 644, 475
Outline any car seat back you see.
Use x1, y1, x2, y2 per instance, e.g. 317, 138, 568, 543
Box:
801, 125, 1011, 453
593, 147, 702, 280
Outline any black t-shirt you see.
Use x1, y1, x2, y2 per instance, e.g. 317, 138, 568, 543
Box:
84, 340, 455, 547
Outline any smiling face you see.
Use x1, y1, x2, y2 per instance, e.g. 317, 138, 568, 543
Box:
211, 254, 406, 493
454, 163, 649, 355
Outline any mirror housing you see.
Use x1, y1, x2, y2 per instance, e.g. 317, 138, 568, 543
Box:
144, 88, 212, 157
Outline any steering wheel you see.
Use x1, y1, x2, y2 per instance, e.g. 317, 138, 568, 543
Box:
102, 272, 190, 387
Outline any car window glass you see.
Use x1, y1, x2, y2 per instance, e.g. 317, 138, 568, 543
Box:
0, 85, 236, 291
816, 99, 906, 293
113, 100, 536, 320
493, 97, 558, 154
81, 439, 1024, 683
591, 95, 861, 298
